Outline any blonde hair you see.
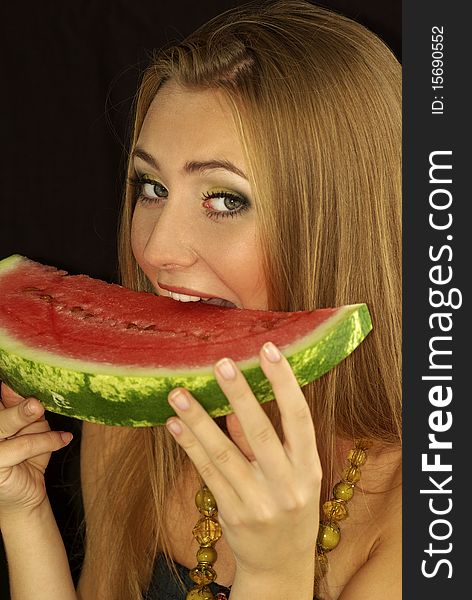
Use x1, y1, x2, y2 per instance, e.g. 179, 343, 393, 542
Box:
83, 1, 401, 597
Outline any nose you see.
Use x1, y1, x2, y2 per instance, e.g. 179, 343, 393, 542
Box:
141, 199, 198, 270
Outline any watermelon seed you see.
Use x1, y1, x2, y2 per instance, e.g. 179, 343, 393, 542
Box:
144, 325, 156, 331
126, 322, 140, 330
39, 294, 53, 302
70, 306, 85, 313
21, 286, 41, 292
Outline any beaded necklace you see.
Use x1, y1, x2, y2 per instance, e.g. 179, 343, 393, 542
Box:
185, 439, 371, 600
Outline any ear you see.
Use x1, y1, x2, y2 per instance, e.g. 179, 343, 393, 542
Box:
225, 412, 256, 462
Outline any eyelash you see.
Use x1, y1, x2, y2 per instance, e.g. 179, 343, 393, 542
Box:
127, 176, 251, 221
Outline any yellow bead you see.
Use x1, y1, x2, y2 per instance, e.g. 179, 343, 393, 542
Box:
348, 448, 367, 467
317, 522, 341, 552
196, 546, 218, 564
190, 564, 217, 585
195, 487, 218, 517
186, 586, 216, 600
333, 481, 354, 501
192, 516, 222, 547
322, 499, 348, 521
342, 465, 361, 484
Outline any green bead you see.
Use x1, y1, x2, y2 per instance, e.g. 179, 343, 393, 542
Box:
186, 586, 216, 600
195, 486, 218, 517
317, 522, 341, 552
196, 546, 217, 564
333, 481, 354, 502
189, 564, 217, 585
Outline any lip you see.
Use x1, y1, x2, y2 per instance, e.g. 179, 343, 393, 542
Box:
158, 282, 217, 299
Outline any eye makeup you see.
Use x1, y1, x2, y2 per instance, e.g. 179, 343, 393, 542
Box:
128, 173, 251, 221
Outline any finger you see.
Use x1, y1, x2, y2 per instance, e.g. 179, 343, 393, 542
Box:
225, 413, 256, 462
259, 342, 319, 468
1, 382, 25, 408
213, 357, 288, 477
0, 430, 72, 468
167, 389, 252, 492
0, 398, 45, 440
14, 420, 55, 473
166, 414, 242, 514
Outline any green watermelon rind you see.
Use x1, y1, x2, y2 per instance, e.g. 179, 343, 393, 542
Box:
0, 303, 371, 427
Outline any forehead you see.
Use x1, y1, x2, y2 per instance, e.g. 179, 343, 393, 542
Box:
137, 80, 242, 160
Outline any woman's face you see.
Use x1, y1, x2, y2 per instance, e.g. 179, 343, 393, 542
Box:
131, 80, 267, 310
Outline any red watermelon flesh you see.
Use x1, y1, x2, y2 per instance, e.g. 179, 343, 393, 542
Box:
0, 255, 372, 426
1, 257, 337, 368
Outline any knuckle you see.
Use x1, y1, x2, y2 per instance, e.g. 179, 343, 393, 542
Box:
179, 435, 199, 453
214, 446, 232, 465
281, 490, 309, 512
32, 430, 61, 452
199, 461, 216, 481
0, 411, 21, 440
19, 433, 35, 455
0, 416, 12, 438
188, 410, 209, 430
48, 431, 63, 447
252, 500, 277, 525
230, 387, 249, 404
219, 510, 242, 528
293, 402, 311, 423
253, 426, 273, 445
298, 462, 322, 486
1, 382, 25, 405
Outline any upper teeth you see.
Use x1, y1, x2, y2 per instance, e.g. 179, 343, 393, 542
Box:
168, 292, 202, 302
166, 291, 235, 308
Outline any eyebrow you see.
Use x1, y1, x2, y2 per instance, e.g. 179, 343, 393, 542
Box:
132, 147, 248, 181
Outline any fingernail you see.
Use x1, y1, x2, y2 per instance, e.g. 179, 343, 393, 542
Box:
168, 390, 190, 410
24, 400, 37, 416
216, 358, 237, 380
166, 419, 182, 435
262, 341, 281, 362
60, 432, 73, 444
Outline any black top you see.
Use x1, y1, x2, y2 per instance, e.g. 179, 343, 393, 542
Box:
144, 554, 232, 599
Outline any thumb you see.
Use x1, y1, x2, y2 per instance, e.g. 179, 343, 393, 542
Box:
225, 412, 256, 462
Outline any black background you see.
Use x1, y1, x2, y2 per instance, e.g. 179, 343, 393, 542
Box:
0, 1, 400, 597
403, 1, 468, 598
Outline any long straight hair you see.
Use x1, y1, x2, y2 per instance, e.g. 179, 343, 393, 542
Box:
83, 2, 402, 597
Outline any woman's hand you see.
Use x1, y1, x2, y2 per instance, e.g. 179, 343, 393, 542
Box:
165, 341, 321, 580
0, 382, 72, 519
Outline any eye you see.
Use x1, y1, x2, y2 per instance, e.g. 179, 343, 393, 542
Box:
201, 190, 250, 219
139, 178, 169, 200
128, 175, 168, 204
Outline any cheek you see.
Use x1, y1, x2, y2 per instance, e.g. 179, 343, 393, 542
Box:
215, 230, 266, 303
130, 208, 148, 265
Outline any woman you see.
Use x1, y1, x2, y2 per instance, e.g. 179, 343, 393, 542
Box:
0, 1, 401, 599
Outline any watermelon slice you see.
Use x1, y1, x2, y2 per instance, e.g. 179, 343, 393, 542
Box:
0, 255, 372, 426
